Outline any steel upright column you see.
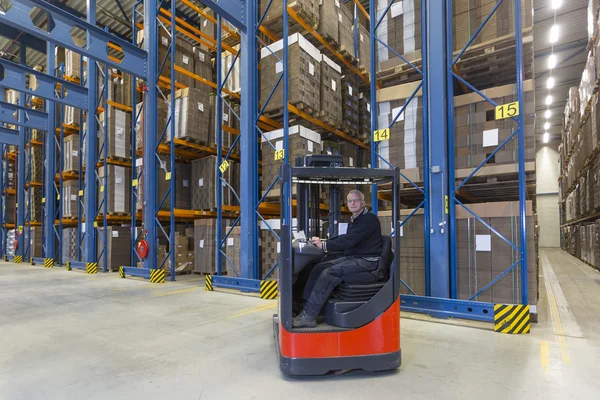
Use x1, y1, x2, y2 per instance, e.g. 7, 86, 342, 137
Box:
44, 43, 56, 260
369, 1, 378, 213
143, 0, 158, 270
239, 1, 259, 278
15, 44, 27, 260
426, 1, 449, 298
515, 0, 528, 305
84, 0, 98, 263
215, 16, 224, 276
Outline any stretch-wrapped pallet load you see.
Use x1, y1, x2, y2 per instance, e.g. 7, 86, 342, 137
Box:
108, 69, 133, 106
224, 226, 241, 277
164, 235, 194, 276
453, 81, 535, 170
376, 0, 421, 72
338, 3, 354, 54
456, 201, 538, 306
61, 228, 79, 263
453, 0, 532, 52
175, 162, 192, 210
167, 87, 211, 144
319, 54, 343, 127
260, 33, 322, 116
5, 196, 15, 224
64, 38, 86, 79
31, 146, 43, 183
62, 180, 79, 219
63, 135, 80, 172
191, 156, 239, 210
579, 52, 596, 117
193, 218, 230, 274
357, 24, 371, 75
377, 90, 424, 183
261, 0, 319, 28
97, 165, 131, 214
135, 155, 171, 211
98, 108, 132, 160
30, 187, 43, 222
379, 209, 426, 295
342, 76, 360, 137
6, 230, 15, 259
29, 226, 43, 258
97, 226, 132, 272
63, 105, 81, 127
358, 92, 372, 140
194, 47, 214, 89
261, 125, 323, 199
221, 47, 240, 95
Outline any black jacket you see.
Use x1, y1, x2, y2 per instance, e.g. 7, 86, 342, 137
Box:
323, 208, 382, 257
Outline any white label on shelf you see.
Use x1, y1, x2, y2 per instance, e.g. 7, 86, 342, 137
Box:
199, 178, 204, 187
275, 140, 283, 151
308, 141, 314, 153
335, 0, 340, 7
199, 239, 204, 248
227, 238, 234, 246
71, 195, 77, 201
348, 85, 353, 96
476, 235, 492, 252
182, 55, 189, 65
198, 102, 204, 112
223, 113, 229, 122
338, 13, 342, 23
349, 157, 354, 167
82, 224, 85, 233
391, 2, 404, 18
309, 62, 315, 76
338, 223, 348, 235
112, 231, 119, 238
136, 158, 143, 167
183, 179, 189, 187
72, 150, 78, 157
277, 242, 281, 254
392, 106, 405, 122
483, 128, 499, 147
161, 36, 168, 46
360, 33, 364, 43
199, 52, 205, 62
116, 177, 123, 184
275, 61, 283, 74
116, 127, 124, 136
400, 225, 404, 237
367, 103, 371, 112
331, 79, 337, 92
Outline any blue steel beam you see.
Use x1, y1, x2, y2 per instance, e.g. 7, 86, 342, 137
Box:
84, 0, 98, 264
0, 0, 148, 78
16, 44, 26, 259
143, 0, 158, 271
0, 58, 88, 110
0, 26, 47, 54
515, 0, 528, 305
0, 101, 48, 131
0, 127, 19, 145
369, 1, 378, 211
215, 16, 224, 276
239, 1, 259, 279
426, 1, 449, 298
43, 42, 55, 260
446, 0, 457, 298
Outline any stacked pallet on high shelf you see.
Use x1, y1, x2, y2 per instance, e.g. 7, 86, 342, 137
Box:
558, 2, 600, 270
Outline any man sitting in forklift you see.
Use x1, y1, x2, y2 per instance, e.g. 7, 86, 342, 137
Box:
293, 190, 383, 328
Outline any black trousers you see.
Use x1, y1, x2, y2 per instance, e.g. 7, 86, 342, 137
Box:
302, 256, 378, 317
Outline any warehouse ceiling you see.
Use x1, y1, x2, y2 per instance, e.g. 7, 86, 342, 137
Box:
533, 0, 589, 144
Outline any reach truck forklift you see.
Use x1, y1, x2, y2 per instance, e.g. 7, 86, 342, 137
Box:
273, 155, 401, 376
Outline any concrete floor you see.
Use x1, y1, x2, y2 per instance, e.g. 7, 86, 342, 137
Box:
1, 248, 599, 399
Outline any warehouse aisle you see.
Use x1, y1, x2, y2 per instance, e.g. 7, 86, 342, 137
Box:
0, 255, 599, 400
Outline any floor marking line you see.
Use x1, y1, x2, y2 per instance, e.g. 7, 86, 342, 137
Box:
540, 340, 549, 370
154, 286, 203, 297
225, 303, 277, 320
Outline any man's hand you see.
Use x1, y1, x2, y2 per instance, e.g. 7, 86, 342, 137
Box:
311, 237, 323, 249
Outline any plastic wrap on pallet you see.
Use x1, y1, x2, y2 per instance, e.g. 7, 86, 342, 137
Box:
97, 165, 131, 214
97, 226, 131, 272
6, 230, 15, 258
166, 88, 210, 145
579, 52, 596, 117
589, 0, 600, 41
98, 108, 132, 160
376, 0, 421, 72
63, 135, 79, 172
319, 54, 343, 127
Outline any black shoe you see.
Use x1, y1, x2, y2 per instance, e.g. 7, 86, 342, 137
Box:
293, 311, 317, 328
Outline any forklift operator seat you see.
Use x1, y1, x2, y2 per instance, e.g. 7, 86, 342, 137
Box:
325, 236, 394, 328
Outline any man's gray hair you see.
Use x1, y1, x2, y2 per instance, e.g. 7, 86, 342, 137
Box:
347, 189, 365, 202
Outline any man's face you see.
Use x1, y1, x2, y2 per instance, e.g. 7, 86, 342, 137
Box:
347, 195, 364, 213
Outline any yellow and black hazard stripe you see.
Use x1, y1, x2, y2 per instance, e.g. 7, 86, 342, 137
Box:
149, 269, 165, 283
205, 274, 213, 291
14, 255, 23, 264
65, 261, 72, 271
119, 266, 125, 278
494, 304, 530, 334
260, 280, 278, 300
85, 262, 98, 274
44, 258, 54, 269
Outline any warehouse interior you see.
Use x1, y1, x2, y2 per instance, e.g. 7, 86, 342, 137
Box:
1, 0, 600, 398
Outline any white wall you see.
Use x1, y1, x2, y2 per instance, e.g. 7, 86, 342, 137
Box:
536, 144, 560, 247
